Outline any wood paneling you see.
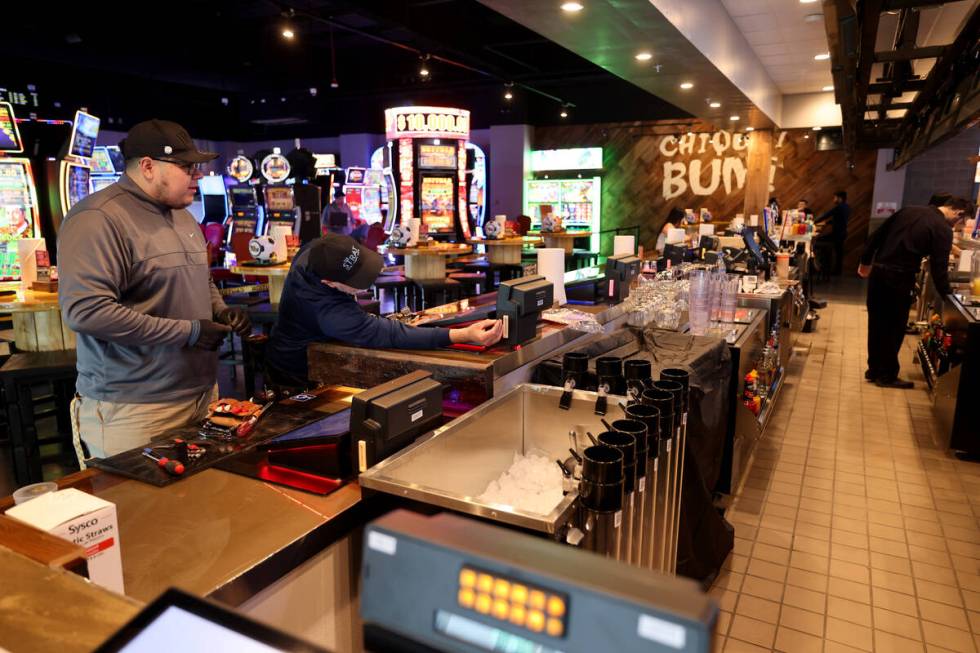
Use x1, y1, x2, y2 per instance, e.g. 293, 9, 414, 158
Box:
743, 130, 773, 218
533, 121, 876, 274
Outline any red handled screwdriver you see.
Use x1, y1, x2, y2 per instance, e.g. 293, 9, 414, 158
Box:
142, 449, 185, 476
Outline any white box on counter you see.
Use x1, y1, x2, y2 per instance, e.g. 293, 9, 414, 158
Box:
6, 488, 124, 594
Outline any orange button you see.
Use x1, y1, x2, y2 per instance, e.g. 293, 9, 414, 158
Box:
475, 594, 492, 614
511, 584, 528, 605
493, 579, 511, 599
546, 618, 564, 637
547, 596, 566, 617
492, 599, 509, 620
509, 605, 527, 627
527, 609, 546, 632
477, 574, 494, 594
458, 588, 475, 609
529, 590, 546, 611
459, 569, 476, 588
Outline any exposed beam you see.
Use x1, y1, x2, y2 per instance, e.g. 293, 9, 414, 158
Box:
866, 102, 912, 110
868, 79, 925, 92
873, 45, 947, 62
883, 0, 950, 9
824, 0, 861, 162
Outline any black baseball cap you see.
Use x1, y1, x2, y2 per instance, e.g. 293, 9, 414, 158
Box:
118, 119, 218, 163
308, 234, 384, 290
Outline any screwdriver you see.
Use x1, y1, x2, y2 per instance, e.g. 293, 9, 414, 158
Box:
142, 449, 185, 476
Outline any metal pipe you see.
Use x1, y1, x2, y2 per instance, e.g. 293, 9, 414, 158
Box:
611, 419, 647, 566
625, 403, 660, 571
641, 388, 674, 573
652, 379, 684, 575
661, 369, 691, 576
597, 430, 637, 565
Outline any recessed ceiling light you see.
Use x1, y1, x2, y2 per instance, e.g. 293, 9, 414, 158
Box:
746, 127, 754, 132
281, 28, 295, 39
814, 52, 830, 60
822, 85, 834, 91
730, 115, 740, 121
560, 108, 569, 118
561, 2, 584, 11
804, 134, 810, 139
804, 13, 823, 23
812, 126, 822, 131
635, 52, 653, 61
680, 82, 694, 89
709, 101, 721, 108
800, 0, 819, 3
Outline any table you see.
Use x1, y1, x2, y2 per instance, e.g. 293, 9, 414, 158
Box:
230, 263, 291, 303
531, 230, 592, 254
395, 243, 472, 281
0, 282, 74, 352
466, 237, 528, 265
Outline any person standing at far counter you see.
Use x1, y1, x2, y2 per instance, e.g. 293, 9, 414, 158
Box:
858, 195, 972, 388
58, 119, 252, 460
267, 234, 503, 386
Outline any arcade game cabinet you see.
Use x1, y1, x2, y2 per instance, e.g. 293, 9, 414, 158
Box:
343, 166, 384, 225
42, 108, 100, 262
371, 144, 398, 231
259, 148, 296, 234
466, 143, 487, 236
224, 155, 261, 263
524, 147, 602, 250
384, 106, 472, 242
0, 102, 43, 280
89, 145, 124, 193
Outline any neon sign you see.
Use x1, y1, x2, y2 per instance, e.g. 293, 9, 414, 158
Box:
385, 106, 470, 140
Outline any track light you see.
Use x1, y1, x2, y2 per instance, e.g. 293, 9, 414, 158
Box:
560, 105, 569, 118
504, 82, 514, 100
282, 27, 295, 39
419, 54, 431, 79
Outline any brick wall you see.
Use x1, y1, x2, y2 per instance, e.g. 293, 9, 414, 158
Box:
902, 126, 979, 206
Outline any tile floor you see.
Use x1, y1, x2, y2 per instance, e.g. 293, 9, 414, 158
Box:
711, 281, 980, 653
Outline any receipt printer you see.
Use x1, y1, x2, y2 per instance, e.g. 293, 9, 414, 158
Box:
605, 253, 642, 304
351, 370, 444, 474
496, 275, 554, 347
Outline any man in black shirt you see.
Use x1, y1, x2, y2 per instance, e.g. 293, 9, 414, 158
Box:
859, 196, 973, 388
816, 191, 851, 275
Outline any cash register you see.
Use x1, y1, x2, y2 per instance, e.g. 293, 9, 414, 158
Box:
496, 275, 554, 347
605, 253, 641, 304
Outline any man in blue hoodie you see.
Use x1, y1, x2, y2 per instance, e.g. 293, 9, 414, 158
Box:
268, 233, 502, 384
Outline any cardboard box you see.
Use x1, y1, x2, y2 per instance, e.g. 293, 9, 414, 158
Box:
6, 488, 124, 594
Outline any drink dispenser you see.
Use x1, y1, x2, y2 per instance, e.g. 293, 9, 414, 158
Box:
578, 445, 625, 558
559, 352, 590, 410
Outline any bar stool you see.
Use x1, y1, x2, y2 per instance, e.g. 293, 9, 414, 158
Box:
373, 275, 411, 312
409, 278, 463, 310
448, 271, 487, 297
0, 350, 78, 485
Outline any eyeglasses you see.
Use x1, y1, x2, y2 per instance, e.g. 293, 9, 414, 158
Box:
153, 158, 204, 175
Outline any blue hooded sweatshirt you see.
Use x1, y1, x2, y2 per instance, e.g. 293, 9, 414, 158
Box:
267, 247, 451, 379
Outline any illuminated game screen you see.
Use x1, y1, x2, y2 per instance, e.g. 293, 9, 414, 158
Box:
526, 180, 560, 203
107, 145, 125, 172
264, 186, 293, 211
420, 176, 454, 231
418, 144, 457, 169
91, 177, 116, 193
69, 110, 100, 159
0, 102, 23, 152
66, 164, 91, 208
0, 160, 36, 238
90, 147, 116, 174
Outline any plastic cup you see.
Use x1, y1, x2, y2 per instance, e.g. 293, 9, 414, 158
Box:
12, 481, 58, 505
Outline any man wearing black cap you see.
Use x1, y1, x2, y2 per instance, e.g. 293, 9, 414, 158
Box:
59, 119, 252, 460
267, 233, 502, 384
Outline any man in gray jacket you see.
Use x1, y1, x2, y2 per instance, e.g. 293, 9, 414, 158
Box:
59, 119, 251, 460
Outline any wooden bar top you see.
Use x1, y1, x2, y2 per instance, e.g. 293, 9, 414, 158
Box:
0, 282, 60, 313
0, 546, 143, 653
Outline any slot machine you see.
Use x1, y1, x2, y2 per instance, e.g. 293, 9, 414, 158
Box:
0, 102, 43, 280
259, 148, 296, 234
224, 154, 260, 263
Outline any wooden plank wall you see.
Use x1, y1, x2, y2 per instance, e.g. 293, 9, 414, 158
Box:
532, 120, 876, 274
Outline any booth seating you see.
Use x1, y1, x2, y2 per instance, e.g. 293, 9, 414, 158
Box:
0, 351, 78, 485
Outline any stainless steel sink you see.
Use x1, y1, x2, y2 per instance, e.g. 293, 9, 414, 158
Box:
359, 383, 622, 535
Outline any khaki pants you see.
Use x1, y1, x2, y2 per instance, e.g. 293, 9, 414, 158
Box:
71, 386, 218, 464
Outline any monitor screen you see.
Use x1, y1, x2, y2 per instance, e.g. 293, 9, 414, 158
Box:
0, 160, 37, 238
68, 110, 100, 159
346, 167, 365, 184
66, 163, 91, 209
94, 589, 327, 653
419, 175, 454, 230
264, 186, 293, 211
90, 147, 116, 174
418, 144, 457, 169
198, 175, 226, 195
230, 186, 257, 207
91, 176, 117, 193
106, 145, 125, 173
0, 102, 24, 153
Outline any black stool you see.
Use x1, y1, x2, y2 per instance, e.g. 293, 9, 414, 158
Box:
1, 350, 78, 485
448, 271, 487, 297
572, 250, 599, 270
373, 275, 411, 312
409, 278, 463, 309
